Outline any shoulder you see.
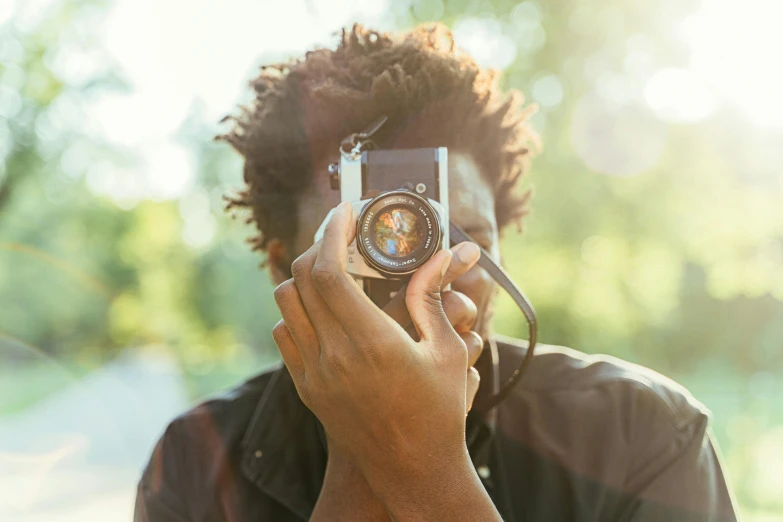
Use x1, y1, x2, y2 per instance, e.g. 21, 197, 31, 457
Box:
166, 364, 280, 446
495, 335, 710, 429
139, 364, 282, 489
493, 336, 712, 488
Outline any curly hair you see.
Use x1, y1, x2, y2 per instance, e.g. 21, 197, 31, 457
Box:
218, 23, 538, 255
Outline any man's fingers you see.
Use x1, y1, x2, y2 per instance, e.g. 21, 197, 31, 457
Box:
405, 249, 454, 342
273, 279, 320, 368
291, 244, 346, 348
444, 291, 478, 334
461, 331, 483, 368
466, 366, 481, 413
313, 202, 394, 341
272, 320, 304, 380
313, 201, 355, 277
383, 241, 481, 330
386, 289, 477, 337
443, 242, 481, 287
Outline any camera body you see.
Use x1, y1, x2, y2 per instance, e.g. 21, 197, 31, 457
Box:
314, 147, 449, 308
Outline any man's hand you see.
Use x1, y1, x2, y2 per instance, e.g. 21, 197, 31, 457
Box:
273, 202, 502, 521
306, 231, 484, 522
274, 201, 475, 466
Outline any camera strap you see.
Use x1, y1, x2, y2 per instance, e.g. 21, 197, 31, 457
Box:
340, 115, 539, 412
449, 222, 537, 411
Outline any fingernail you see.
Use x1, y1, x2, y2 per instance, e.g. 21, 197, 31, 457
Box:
452, 242, 480, 265
440, 251, 453, 278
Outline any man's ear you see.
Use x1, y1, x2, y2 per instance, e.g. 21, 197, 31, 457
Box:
266, 239, 290, 285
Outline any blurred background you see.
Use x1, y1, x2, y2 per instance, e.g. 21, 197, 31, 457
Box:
1, 0, 782, 519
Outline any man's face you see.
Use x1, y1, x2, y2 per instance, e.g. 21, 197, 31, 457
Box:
280, 151, 500, 339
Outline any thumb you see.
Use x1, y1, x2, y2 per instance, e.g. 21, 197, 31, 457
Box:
405, 249, 454, 342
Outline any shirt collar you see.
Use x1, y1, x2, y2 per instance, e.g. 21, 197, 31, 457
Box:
240, 343, 499, 519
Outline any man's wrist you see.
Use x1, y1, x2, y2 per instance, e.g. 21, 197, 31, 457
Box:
362, 447, 502, 522
311, 448, 390, 522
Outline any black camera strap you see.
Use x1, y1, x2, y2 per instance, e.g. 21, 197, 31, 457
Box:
449, 222, 537, 411
339, 116, 539, 412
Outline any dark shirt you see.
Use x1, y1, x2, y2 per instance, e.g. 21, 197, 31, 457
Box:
135, 337, 738, 521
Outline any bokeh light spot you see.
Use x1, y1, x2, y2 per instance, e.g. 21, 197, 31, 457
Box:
684, 0, 783, 128
644, 68, 717, 123
453, 18, 517, 70
532, 74, 564, 109
0, 85, 22, 119
510, 1, 542, 30
570, 93, 667, 177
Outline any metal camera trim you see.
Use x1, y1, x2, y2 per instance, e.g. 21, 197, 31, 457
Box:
355, 190, 443, 278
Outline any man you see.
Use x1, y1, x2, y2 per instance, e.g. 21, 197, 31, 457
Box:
135, 24, 738, 521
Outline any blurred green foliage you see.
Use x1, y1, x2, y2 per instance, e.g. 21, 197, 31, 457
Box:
1, 0, 782, 519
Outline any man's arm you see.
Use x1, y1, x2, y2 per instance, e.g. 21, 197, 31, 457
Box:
311, 434, 495, 522
306, 233, 487, 521
312, 315, 483, 522
274, 203, 501, 521
356, 445, 500, 522
310, 447, 391, 522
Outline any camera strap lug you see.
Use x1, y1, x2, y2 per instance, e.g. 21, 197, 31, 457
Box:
339, 114, 389, 160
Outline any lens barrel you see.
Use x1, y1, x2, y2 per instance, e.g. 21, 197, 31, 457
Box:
356, 190, 442, 277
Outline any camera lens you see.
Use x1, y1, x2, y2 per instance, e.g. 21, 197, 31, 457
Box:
374, 207, 422, 257
356, 190, 442, 277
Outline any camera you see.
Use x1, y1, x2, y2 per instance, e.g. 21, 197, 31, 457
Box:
314, 147, 449, 308
311, 117, 539, 407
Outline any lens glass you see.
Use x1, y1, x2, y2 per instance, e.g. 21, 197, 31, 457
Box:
373, 207, 422, 257
356, 190, 442, 277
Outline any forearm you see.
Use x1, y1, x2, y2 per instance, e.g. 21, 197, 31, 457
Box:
310, 450, 391, 522
363, 448, 502, 522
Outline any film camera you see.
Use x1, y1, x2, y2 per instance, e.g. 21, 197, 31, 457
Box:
314, 142, 449, 309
